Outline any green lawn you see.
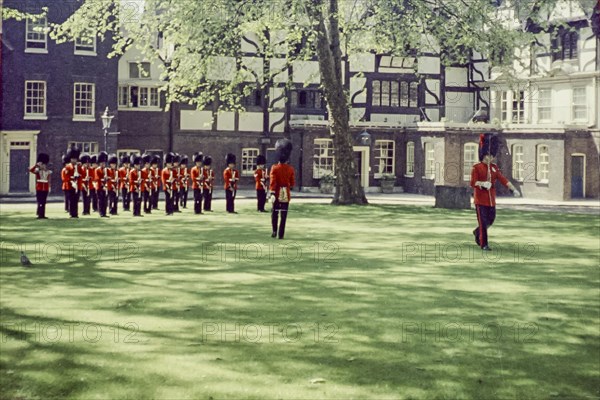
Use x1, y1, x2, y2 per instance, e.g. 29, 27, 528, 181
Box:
1, 201, 599, 399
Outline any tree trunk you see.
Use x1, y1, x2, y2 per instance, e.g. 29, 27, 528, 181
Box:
310, 0, 368, 205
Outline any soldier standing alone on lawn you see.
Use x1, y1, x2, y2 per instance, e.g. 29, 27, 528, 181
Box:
470, 133, 521, 251
29, 153, 52, 219
269, 139, 295, 239
223, 153, 239, 213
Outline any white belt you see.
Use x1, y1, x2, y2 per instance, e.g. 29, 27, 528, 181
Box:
37, 179, 48, 183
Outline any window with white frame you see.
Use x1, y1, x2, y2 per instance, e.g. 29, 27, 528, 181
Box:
512, 144, 524, 181
129, 62, 151, 79
24, 81, 46, 118
313, 139, 335, 178
572, 87, 587, 121
371, 79, 418, 108
68, 141, 99, 154
241, 148, 259, 176
119, 85, 159, 108
537, 88, 552, 122
74, 31, 96, 54
73, 83, 95, 119
463, 143, 478, 181
424, 142, 435, 179
374, 140, 395, 177
405, 141, 415, 177
499, 90, 525, 123
512, 91, 525, 123
26, 16, 47, 51
536, 144, 549, 182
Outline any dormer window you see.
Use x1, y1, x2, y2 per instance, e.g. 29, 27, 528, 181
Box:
551, 28, 578, 61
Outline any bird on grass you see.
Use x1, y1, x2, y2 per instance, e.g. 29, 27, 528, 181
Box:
20, 251, 32, 267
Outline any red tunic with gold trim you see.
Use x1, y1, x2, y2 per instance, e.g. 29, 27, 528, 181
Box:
30, 165, 52, 191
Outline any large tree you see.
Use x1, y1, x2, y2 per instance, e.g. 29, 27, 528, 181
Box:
6, 0, 594, 204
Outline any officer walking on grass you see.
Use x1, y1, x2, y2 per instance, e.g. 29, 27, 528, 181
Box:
470, 133, 521, 251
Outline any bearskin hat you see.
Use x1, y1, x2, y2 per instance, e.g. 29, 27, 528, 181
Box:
120, 154, 130, 165
256, 154, 266, 165
79, 153, 90, 164
130, 154, 141, 165
203, 155, 213, 166
193, 152, 204, 163
173, 153, 181, 163
275, 139, 293, 163
90, 154, 98, 164
479, 133, 499, 162
151, 155, 160, 165
142, 154, 152, 164
108, 154, 118, 165
164, 152, 175, 164
66, 145, 81, 161
37, 153, 50, 164
180, 155, 188, 165
225, 153, 236, 165
98, 151, 109, 164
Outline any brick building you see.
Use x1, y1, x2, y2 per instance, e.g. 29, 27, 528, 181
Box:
0, 0, 118, 195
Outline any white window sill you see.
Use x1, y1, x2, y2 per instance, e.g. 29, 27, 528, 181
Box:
24, 115, 48, 121
404, 174, 414, 178
537, 179, 549, 185
25, 48, 48, 54
74, 50, 97, 57
118, 106, 162, 112
422, 176, 435, 180
374, 173, 396, 179
72, 117, 96, 122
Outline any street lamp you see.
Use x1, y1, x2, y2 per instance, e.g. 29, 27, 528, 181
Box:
101, 107, 114, 152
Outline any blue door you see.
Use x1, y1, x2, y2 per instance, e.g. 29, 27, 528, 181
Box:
571, 155, 584, 198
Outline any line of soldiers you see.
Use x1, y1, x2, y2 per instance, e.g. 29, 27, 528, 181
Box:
56, 147, 217, 218
31, 139, 295, 237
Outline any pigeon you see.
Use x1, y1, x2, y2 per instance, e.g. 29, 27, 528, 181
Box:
20, 251, 32, 267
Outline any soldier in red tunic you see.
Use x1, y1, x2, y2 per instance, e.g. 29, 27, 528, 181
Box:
129, 155, 144, 217
61, 154, 70, 213
150, 155, 161, 210
65, 146, 82, 218
89, 154, 99, 213
95, 151, 110, 218
223, 153, 239, 213
269, 139, 295, 239
79, 153, 92, 215
190, 152, 204, 214
29, 153, 52, 219
141, 154, 153, 214
202, 156, 215, 212
254, 154, 268, 212
162, 152, 176, 215
119, 155, 132, 212
470, 134, 521, 250
172, 154, 181, 213
107, 154, 119, 215
179, 155, 190, 209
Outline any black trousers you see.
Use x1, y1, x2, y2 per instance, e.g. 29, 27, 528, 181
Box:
68, 188, 79, 217
36, 190, 48, 218
97, 190, 108, 217
257, 189, 266, 211
121, 188, 131, 211
180, 187, 189, 208
81, 189, 91, 214
143, 191, 152, 213
272, 201, 289, 239
203, 189, 212, 211
173, 189, 180, 212
226, 189, 236, 212
90, 189, 98, 212
132, 191, 142, 216
475, 205, 496, 248
108, 190, 118, 215
63, 190, 70, 212
193, 188, 203, 214
164, 190, 173, 214
152, 189, 159, 209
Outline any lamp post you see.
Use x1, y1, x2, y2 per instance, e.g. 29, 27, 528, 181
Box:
101, 107, 114, 152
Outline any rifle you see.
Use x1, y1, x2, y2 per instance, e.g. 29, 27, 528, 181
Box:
104, 167, 109, 195
71, 164, 80, 190
82, 167, 90, 196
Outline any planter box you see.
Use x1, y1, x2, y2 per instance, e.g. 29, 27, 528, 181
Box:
380, 180, 395, 194
434, 186, 471, 209
319, 182, 334, 194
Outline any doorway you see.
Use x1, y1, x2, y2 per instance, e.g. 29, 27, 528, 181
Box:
571, 154, 585, 198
